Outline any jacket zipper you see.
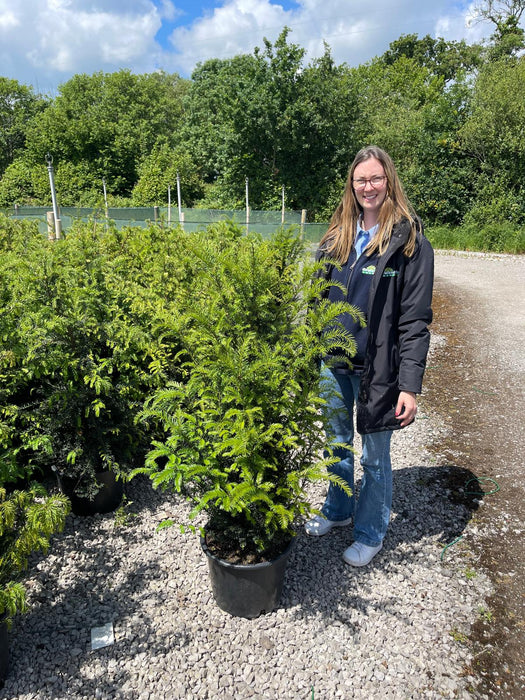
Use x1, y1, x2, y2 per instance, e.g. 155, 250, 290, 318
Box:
344, 252, 360, 301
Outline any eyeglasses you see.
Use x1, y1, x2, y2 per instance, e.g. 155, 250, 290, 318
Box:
353, 175, 386, 190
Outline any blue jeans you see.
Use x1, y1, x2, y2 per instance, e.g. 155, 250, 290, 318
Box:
320, 366, 392, 547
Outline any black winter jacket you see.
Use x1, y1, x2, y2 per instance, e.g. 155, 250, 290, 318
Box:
317, 218, 434, 434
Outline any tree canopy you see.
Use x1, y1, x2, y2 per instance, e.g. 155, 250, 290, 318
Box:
0, 14, 524, 227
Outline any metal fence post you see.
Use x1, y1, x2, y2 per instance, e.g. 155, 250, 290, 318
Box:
45, 154, 62, 239
177, 172, 182, 224
245, 177, 250, 232
102, 178, 109, 219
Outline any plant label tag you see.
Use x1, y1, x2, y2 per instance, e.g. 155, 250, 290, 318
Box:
91, 622, 115, 650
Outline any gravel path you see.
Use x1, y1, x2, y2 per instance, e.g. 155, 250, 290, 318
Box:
3, 252, 521, 700
428, 251, 525, 699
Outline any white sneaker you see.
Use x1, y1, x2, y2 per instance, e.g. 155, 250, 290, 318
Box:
342, 541, 383, 567
304, 514, 353, 537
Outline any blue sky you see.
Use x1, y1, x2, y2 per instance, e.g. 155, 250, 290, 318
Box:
0, 0, 511, 94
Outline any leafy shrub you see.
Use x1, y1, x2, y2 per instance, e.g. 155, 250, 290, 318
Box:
0, 218, 188, 496
462, 221, 524, 253
0, 213, 40, 253
427, 222, 525, 253
0, 159, 50, 207
426, 225, 469, 251
131, 143, 204, 206
132, 225, 360, 562
0, 221, 52, 484
0, 484, 70, 625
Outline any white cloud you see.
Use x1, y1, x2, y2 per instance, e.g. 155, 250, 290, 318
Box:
159, 0, 180, 22
167, 0, 496, 76
0, 0, 171, 91
0, 0, 517, 92
169, 0, 294, 73
31, 1, 163, 70
0, 10, 19, 30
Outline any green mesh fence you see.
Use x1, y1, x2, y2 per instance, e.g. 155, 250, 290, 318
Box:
172, 208, 303, 224
1, 206, 327, 243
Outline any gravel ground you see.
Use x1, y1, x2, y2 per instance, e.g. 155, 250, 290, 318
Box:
428, 251, 525, 699
3, 251, 521, 700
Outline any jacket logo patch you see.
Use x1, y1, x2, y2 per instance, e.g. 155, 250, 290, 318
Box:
383, 267, 399, 277
362, 265, 376, 275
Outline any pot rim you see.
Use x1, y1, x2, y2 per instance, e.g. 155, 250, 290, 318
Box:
200, 535, 294, 571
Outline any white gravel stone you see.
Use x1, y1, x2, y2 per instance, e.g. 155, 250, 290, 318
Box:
0, 326, 496, 700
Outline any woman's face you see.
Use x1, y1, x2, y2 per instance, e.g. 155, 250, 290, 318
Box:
352, 157, 387, 224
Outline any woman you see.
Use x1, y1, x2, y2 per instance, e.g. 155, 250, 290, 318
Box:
305, 145, 434, 566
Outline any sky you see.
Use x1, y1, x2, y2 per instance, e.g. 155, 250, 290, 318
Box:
0, 0, 504, 94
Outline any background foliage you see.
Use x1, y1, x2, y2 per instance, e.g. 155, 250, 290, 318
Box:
0, 2, 524, 250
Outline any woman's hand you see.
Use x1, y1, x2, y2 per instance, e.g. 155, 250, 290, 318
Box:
395, 391, 417, 427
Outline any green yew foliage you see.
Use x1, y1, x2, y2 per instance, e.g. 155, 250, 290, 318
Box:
0, 484, 70, 623
0, 218, 188, 494
0, 215, 363, 563
133, 226, 362, 560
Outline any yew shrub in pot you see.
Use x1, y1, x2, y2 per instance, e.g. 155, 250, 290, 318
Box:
133, 225, 361, 567
0, 219, 187, 504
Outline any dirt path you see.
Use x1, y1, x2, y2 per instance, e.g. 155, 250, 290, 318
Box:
426, 252, 525, 699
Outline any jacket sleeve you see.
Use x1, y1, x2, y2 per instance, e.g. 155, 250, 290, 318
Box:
397, 235, 434, 394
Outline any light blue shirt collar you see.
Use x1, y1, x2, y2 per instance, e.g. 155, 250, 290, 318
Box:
355, 220, 379, 258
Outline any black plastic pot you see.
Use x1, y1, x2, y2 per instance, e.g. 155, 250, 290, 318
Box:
201, 537, 294, 619
57, 470, 123, 516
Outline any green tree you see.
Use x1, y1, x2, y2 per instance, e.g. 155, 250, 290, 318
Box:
350, 55, 476, 225
459, 56, 525, 223
0, 78, 47, 178
131, 141, 204, 206
473, 0, 525, 59
383, 33, 483, 81
181, 56, 253, 193
183, 29, 360, 217
282, 44, 360, 217
404, 81, 477, 225
21, 70, 189, 201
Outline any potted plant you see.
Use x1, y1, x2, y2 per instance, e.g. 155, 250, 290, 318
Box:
0, 221, 180, 515
0, 484, 70, 681
0, 227, 132, 513
133, 225, 361, 617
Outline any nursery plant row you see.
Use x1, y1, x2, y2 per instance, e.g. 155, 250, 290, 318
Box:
0, 214, 358, 633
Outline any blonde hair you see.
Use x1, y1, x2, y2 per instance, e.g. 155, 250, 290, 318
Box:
320, 146, 418, 263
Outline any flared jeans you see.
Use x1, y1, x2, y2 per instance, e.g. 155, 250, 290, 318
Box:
321, 365, 392, 547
